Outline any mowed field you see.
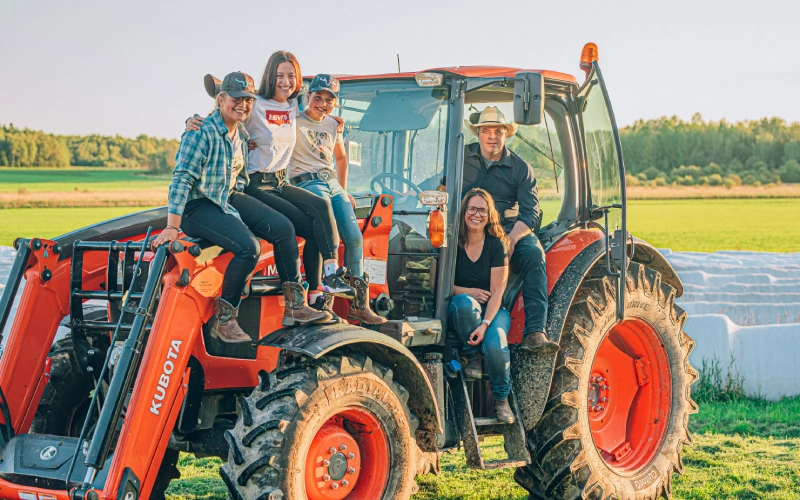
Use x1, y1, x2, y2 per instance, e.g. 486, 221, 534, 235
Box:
3, 169, 800, 499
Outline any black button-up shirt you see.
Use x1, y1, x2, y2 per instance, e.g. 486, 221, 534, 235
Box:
461, 142, 541, 234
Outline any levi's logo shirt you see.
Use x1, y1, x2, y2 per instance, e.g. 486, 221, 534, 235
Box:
244, 97, 299, 174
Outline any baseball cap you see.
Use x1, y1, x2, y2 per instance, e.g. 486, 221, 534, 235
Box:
308, 74, 340, 99
220, 71, 257, 99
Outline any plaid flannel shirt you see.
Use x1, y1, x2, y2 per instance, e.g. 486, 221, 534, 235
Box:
168, 110, 250, 218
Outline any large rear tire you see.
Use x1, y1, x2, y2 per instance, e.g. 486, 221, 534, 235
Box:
515, 263, 698, 499
221, 354, 420, 500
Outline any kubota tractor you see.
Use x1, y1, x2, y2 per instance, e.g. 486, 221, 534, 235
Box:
0, 43, 696, 500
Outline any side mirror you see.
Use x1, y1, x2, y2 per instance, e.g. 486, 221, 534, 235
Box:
513, 72, 545, 125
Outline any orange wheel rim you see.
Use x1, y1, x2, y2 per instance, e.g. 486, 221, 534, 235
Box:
589, 318, 672, 472
305, 407, 390, 500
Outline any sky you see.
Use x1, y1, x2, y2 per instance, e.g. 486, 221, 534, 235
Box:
1, 0, 798, 140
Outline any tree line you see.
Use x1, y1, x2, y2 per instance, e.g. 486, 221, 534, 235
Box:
2, 114, 800, 185
0, 124, 179, 172
620, 114, 800, 186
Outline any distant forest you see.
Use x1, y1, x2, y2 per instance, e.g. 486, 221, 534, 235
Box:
2, 114, 800, 185
0, 124, 179, 172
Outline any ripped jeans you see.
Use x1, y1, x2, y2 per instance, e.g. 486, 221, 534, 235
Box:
448, 294, 511, 400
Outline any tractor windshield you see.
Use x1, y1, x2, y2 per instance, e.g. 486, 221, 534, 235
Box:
336, 80, 450, 319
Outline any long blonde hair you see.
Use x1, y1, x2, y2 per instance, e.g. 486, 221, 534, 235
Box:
458, 188, 508, 250
258, 51, 302, 100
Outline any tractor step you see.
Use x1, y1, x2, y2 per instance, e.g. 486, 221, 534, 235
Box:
449, 372, 531, 470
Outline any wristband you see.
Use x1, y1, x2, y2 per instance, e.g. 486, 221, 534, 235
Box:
165, 225, 179, 232
481, 319, 491, 327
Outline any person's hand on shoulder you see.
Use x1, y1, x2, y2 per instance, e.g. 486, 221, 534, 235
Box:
331, 115, 345, 134
185, 114, 205, 132
248, 140, 257, 151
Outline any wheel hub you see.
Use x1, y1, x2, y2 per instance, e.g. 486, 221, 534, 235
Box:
589, 318, 672, 472
305, 407, 389, 500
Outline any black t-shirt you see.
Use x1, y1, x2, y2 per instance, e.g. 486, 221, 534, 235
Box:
454, 234, 508, 291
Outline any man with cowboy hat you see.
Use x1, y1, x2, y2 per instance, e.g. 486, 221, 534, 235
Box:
462, 106, 559, 354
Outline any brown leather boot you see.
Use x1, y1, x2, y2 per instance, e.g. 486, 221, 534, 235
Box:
519, 331, 559, 354
494, 398, 516, 424
348, 274, 387, 325
462, 353, 483, 381
211, 298, 252, 343
282, 282, 332, 326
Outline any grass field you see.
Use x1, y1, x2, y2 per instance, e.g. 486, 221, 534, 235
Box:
3, 199, 799, 252
162, 396, 800, 500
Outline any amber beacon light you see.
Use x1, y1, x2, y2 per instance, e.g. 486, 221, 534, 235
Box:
428, 209, 445, 248
580, 42, 599, 80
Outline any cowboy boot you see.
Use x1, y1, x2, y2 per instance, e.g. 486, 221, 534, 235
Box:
519, 331, 560, 354
211, 298, 251, 343
494, 398, 516, 425
348, 273, 387, 325
282, 282, 332, 326
462, 353, 483, 381
310, 293, 346, 324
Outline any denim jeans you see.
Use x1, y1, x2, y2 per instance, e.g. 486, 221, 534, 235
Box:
295, 178, 364, 277
181, 193, 301, 307
448, 294, 511, 400
510, 233, 548, 335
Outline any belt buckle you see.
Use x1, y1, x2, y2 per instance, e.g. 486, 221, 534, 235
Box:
319, 169, 334, 182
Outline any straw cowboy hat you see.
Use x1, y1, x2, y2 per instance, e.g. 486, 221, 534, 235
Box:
465, 106, 518, 137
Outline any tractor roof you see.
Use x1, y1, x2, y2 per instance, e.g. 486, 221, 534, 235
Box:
333, 66, 578, 84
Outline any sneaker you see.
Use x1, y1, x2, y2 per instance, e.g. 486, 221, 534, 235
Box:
310, 294, 346, 324
321, 267, 355, 298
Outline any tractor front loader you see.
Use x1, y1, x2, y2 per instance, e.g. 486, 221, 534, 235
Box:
0, 43, 696, 500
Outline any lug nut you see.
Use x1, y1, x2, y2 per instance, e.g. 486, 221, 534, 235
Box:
340, 444, 347, 451
348, 467, 356, 475
347, 452, 355, 459
602, 385, 610, 390
342, 480, 349, 487
322, 474, 331, 481
322, 459, 330, 466
329, 447, 336, 454
601, 397, 609, 403
331, 483, 339, 490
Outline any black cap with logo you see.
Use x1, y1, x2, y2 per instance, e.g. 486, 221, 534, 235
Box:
219, 72, 257, 99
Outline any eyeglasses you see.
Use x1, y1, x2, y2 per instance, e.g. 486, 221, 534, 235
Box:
231, 97, 255, 105
466, 206, 489, 216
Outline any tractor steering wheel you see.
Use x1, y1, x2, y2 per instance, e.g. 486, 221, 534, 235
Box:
370, 173, 422, 201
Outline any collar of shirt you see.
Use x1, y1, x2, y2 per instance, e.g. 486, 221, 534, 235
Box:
207, 111, 251, 142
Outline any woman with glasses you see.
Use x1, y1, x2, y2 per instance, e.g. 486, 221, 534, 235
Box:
449, 188, 515, 424
155, 72, 331, 343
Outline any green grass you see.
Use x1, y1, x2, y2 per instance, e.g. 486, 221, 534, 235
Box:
0, 167, 169, 192
163, 398, 800, 500
628, 198, 800, 252
0, 207, 156, 246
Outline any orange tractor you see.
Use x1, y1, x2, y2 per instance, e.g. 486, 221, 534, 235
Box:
0, 44, 696, 500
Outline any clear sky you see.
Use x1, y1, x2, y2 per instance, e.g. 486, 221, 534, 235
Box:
1, 0, 797, 139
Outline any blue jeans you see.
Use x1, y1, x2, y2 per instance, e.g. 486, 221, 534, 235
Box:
295, 178, 364, 277
448, 294, 511, 400
510, 233, 548, 334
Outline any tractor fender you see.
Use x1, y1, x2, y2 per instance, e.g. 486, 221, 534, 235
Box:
258, 323, 443, 434
514, 236, 684, 430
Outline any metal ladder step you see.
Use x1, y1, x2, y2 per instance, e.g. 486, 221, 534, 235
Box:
474, 417, 500, 426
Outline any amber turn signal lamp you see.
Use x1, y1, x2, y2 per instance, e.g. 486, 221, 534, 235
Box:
428, 209, 445, 248
580, 42, 599, 78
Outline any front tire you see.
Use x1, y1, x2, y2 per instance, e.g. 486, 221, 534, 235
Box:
516, 262, 698, 499
221, 355, 420, 500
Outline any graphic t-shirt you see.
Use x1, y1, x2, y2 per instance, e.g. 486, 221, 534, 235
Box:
288, 112, 343, 177
229, 130, 245, 192
244, 97, 298, 174
453, 235, 508, 292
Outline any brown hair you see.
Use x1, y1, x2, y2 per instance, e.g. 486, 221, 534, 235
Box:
258, 51, 302, 100
458, 188, 508, 250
